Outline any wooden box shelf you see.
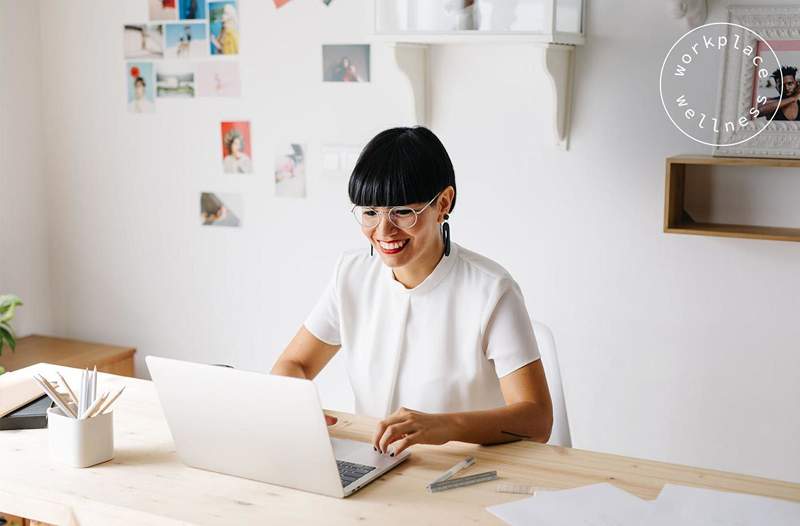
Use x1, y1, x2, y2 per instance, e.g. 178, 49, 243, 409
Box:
664, 155, 800, 243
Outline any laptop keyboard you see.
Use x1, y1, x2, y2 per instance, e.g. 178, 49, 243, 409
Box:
337, 460, 376, 488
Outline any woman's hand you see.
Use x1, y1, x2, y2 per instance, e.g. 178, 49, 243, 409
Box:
372, 407, 457, 456
324, 414, 338, 426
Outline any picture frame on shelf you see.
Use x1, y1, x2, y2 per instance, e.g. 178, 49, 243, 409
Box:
714, 6, 800, 158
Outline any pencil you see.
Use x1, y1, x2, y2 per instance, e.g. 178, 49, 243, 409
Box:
97, 386, 125, 415
33, 375, 76, 418
81, 392, 108, 420
56, 371, 79, 406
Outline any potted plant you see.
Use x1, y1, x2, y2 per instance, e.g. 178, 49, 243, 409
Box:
0, 294, 23, 375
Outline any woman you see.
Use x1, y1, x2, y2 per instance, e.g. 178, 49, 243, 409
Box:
210, 4, 239, 55
222, 129, 252, 174
127, 68, 154, 114
272, 126, 552, 457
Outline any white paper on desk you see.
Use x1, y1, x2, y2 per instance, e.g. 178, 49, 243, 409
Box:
486, 482, 651, 526
648, 484, 800, 526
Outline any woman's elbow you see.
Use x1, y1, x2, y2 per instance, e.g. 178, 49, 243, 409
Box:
528, 401, 553, 444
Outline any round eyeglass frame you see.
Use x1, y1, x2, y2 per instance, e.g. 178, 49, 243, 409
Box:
351, 192, 441, 229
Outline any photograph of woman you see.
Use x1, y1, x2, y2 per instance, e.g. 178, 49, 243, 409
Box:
271, 126, 553, 456
210, 2, 239, 55
322, 44, 370, 82
221, 121, 253, 174
126, 63, 155, 113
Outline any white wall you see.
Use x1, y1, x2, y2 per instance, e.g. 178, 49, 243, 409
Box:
23, 0, 800, 483
0, 0, 52, 337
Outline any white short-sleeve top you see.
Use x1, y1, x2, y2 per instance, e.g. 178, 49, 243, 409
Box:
303, 242, 540, 419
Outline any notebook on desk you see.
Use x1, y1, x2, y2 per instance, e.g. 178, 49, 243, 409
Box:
0, 394, 52, 430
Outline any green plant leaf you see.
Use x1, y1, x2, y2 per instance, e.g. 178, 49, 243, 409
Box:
0, 294, 22, 323
0, 326, 10, 356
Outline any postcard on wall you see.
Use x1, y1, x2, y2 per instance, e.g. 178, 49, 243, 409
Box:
165, 22, 208, 59
179, 0, 206, 19
126, 62, 156, 113
156, 62, 196, 98
123, 24, 164, 59
220, 121, 253, 173
322, 44, 370, 82
209, 1, 240, 56
200, 192, 242, 227
275, 143, 307, 198
196, 61, 241, 97
321, 144, 360, 177
149, 0, 177, 21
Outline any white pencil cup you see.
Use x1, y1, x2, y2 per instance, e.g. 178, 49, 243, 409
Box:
47, 407, 114, 468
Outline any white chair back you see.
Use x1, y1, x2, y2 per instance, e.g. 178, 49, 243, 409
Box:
533, 321, 572, 447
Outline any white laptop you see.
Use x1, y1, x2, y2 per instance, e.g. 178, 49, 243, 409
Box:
145, 355, 410, 498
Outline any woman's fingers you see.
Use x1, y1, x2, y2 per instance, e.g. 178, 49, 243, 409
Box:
324, 414, 338, 426
388, 432, 420, 457
371, 410, 411, 450
378, 421, 416, 454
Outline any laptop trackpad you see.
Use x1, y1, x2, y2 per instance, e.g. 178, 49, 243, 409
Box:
331, 438, 400, 469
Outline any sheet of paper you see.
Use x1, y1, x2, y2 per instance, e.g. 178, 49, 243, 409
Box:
486, 482, 651, 526
649, 484, 800, 526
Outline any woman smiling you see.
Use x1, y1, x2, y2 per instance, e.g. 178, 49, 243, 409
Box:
272, 126, 553, 456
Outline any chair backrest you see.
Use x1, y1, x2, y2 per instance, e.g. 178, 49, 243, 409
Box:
532, 321, 572, 447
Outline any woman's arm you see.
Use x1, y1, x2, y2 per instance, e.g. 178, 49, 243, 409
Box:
272, 326, 341, 425
271, 325, 340, 380
373, 360, 553, 455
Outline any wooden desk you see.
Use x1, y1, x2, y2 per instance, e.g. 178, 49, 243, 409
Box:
0, 336, 135, 377
1, 363, 798, 525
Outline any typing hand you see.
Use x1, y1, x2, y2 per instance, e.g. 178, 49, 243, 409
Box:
372, 407, 454, 456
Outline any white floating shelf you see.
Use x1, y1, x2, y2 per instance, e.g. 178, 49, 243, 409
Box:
371, 31, 585, 46
372, 0, 584, 149
373, 38, 579, 149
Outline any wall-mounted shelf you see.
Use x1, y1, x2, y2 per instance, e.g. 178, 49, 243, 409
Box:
664, 155, 800, 243
371, 31, 585, 45
372, 0, 584, 149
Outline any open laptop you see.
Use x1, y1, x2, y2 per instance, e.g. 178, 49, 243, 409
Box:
145, 355, 410, 498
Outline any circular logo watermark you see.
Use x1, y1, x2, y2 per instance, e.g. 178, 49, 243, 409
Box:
659, 22, 783, 147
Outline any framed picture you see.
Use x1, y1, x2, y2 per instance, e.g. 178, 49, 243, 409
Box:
714, 6, 800, 158
322, 44, 370, 82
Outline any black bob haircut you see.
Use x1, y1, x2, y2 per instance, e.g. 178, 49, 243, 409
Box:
348, 126, 456, 213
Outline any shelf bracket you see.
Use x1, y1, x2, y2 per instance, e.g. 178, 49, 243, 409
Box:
541, 44, 576, 150
386, 43, 429, 126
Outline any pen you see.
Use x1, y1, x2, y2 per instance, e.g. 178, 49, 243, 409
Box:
427, 456, 476, 488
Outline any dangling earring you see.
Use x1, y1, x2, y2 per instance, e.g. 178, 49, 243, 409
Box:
441, 213, 451, 257
370, 244, 374, 256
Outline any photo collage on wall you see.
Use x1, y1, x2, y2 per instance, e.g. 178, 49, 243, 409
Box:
124, 0, 242, 113
123, 0, 358, 228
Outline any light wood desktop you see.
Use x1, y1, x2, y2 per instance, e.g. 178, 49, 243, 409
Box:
1, 363, 798, 525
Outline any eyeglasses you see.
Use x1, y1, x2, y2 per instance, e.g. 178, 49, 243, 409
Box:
351, 192, 441, 229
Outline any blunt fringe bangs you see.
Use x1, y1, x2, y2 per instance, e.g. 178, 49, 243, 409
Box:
348, 127, 456, 212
